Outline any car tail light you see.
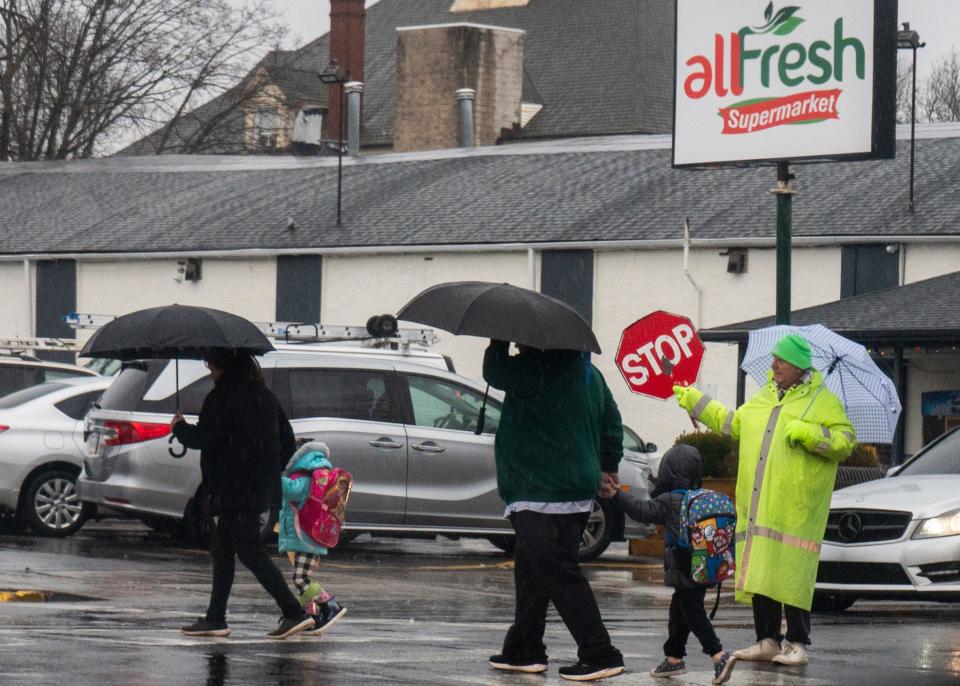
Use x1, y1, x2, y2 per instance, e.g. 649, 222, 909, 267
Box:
0, 425, 8, 432
102, 420, 171, 446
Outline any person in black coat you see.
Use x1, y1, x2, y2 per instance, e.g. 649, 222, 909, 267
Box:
171, 348, 312, 640
604, 444, 736, 684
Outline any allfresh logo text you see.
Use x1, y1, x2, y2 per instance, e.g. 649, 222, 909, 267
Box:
681, 3, 867, 135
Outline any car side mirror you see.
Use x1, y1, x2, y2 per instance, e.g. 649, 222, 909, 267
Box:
645, 442, 657, 453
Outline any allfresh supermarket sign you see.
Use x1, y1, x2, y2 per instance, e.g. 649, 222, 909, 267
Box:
673, 0, 897, 166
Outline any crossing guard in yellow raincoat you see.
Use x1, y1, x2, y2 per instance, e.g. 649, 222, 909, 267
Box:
673, 334, 855, 667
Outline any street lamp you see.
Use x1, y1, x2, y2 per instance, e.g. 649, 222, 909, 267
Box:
319, 60, 347, 225
897, 23, 925, 213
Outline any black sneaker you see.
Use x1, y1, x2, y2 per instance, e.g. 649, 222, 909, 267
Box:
558, 660, 625, 681
650, 658, 686, 678
303, 597, 349, 636
301, 615, 325, 637
180, 617, 230, 637
266, 615, 314, 640
713, 651, 737, 684
489, 654, 548, 673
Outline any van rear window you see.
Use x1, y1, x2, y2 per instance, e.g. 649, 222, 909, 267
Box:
96, 362, 157, 411
95, 360, 221, 415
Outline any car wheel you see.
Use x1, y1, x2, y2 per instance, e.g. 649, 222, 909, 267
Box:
811, 592, 857, 612
578, 498, 611, 561
487, 534, 516, 555
23, 469, 88, 537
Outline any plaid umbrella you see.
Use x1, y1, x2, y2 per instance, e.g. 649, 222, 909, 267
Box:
741, 324, 901, 443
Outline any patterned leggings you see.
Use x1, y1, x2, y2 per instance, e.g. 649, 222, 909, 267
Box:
291, 552, 324, 594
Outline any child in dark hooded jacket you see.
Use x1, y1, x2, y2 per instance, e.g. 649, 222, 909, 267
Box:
278, 440, 347, 635
608, 444, 736, 684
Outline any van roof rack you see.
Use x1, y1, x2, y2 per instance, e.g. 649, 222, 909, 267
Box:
62, 312, 439, 352
63, 312, 115, 329
0, 336, 80, 353
258, 322, 439, 350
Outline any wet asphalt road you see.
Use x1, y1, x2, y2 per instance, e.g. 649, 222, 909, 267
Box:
0, 519, 958, 686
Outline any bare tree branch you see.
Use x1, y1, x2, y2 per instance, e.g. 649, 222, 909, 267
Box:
921, 48, 960, 124
0, 0, 286, 160
895, 55, 915, 125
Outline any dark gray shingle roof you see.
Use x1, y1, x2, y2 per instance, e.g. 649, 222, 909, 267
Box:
2, 127, 958, 255
700, 270, 960, 345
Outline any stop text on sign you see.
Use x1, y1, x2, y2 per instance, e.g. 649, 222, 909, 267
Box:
616, 311, 704, 400
621, 323, 696, 386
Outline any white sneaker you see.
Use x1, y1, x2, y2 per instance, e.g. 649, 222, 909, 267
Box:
734, 638, 780, 662
772, 641, 809, 666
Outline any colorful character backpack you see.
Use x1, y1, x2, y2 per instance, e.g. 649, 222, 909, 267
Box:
677, 488, 737, 585
289, 467, 353, 548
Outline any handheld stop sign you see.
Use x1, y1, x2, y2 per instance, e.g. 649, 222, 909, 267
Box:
616, 311, 705, 400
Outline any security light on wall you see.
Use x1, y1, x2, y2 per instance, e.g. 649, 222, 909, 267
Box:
721, 248, 748, 274
175, 258, 202, 283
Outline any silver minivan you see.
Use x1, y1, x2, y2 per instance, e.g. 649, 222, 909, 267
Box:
79, 347, 653, 559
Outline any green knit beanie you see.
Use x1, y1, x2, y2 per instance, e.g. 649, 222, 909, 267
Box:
772, 334, 812, 369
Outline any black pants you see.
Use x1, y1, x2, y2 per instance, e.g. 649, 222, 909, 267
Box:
502, 510, 622, 665
205, 512, 303, 623
663, 586, 723, 659
752, 593, 811, 645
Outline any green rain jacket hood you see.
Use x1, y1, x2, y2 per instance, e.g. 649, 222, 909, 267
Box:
677, 369, 856, 610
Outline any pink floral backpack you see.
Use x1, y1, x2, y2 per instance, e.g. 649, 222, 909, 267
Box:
289, 467, 353, 548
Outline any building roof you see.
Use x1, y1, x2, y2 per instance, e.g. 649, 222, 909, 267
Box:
2, 124, 959, 257
125, 0, 676, 154
699, 269, 960, 346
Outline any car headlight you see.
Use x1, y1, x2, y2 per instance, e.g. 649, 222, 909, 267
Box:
912, 508, 960, 539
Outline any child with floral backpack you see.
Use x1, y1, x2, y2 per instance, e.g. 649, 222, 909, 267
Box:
278, 440, 347, 635
605, 444, 737, 684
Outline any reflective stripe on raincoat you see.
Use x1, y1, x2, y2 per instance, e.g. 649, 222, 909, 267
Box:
680, 370, 856, 610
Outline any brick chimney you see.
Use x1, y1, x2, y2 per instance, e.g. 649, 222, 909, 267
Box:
328, 0, 366, 144
395, 24, 524, 152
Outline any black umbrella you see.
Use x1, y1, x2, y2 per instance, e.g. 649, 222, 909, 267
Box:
79, 304, 274, 408
396, 281, 601, 354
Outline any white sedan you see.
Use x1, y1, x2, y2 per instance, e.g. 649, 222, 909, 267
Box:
0, 377, 111, 536
814, 427, 960, 611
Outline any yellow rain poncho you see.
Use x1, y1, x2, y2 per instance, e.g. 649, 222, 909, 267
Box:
675, 370, 855, 610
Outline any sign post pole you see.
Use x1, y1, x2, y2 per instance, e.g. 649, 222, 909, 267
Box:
773, 161, 795, 324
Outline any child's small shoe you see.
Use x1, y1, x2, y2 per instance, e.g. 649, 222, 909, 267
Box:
713, 651, 737, 684
302, 597, 347, 636
301, 615, 325, 637
650, 658, 686, 678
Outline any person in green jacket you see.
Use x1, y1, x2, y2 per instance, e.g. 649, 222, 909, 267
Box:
673, 334, 855, 667
483, 340, 625, 682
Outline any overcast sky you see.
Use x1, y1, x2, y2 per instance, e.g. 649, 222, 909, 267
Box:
273, 0, 956, 78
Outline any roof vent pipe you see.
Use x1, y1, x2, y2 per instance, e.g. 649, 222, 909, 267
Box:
456, 88, 476, 148
345, 81, 364, 155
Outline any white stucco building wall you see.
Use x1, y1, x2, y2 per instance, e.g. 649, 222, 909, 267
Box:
0, 261, 33, 337
72, 258, 277, 346
0, 239, 950, 456
902, 243, 960, 283
325, 251, 532, 384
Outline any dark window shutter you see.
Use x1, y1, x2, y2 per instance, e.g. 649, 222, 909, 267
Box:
276, 255, 322, 323
840, 245, 898, 298
540, 250, 594, 324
